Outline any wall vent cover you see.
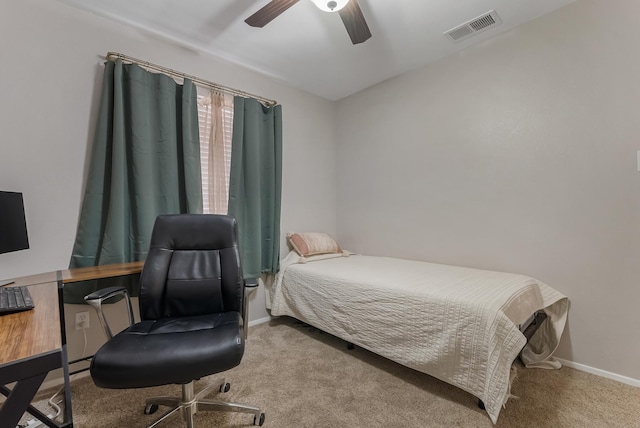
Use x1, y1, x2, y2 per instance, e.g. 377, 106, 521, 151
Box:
443, 10, 502, 43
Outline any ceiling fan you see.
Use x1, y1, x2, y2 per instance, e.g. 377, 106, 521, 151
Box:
245, 0, 372, 45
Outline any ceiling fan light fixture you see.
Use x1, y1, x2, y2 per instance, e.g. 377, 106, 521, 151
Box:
310, 0, 350, 13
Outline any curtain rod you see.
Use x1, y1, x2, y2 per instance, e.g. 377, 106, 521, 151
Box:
104, 51, 278, 107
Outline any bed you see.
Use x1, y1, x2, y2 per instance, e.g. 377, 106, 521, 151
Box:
267, 235, 568, 424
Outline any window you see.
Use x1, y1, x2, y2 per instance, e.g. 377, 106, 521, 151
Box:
197, 90, 234, 214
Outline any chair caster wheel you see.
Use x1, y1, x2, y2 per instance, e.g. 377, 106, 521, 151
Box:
220, 382, 231, 393
144, 404, 159, 415
254, 412, 265, 426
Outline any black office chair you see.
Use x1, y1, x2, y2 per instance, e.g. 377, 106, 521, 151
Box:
85, 214, 265, 427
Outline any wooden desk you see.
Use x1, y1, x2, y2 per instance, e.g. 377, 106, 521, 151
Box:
0, 281, 61, 368
61, 261, 144, 284
0, 261, 144, 428
0, 278, 72, 428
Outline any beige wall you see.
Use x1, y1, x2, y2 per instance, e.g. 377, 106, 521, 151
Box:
336, 0, 640, 381
2, 0, 638, 385
0, 0, 337, 350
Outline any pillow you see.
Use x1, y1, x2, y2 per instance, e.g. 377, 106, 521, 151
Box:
299, 252, 352, 263
287, 232, 342, 257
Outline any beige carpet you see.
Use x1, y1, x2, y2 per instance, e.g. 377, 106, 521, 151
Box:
34, 317, 640, 427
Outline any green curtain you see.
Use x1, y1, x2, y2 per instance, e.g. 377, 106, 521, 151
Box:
228, 97, 282, 278
67, 59, 202, 302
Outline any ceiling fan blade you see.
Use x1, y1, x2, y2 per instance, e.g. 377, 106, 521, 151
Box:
338, 0, 371, 44
245, 0, 300, 28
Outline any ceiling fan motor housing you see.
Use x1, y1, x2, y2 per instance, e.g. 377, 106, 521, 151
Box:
310, 0, 350, 13
246, 0, 371, 45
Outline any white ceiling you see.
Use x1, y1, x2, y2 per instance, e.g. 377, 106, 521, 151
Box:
56, 0, 575, 101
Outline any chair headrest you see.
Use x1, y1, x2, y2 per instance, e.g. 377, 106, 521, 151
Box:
150, 214, 238, 251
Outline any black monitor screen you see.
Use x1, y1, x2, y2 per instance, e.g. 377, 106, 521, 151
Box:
0, 191, 30, 254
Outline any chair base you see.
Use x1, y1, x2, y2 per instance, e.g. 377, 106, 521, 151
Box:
144, 378, 265, 428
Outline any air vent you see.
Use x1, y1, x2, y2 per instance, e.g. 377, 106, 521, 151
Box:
443, 10, 502, 43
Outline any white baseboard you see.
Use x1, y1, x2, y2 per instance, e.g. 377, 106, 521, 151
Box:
248, 316, 272, 327
43, 319, 640, 396
244, 318, 640, 388
557, 358, 640, 388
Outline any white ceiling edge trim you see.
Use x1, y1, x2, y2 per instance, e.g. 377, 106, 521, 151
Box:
58, 0, 293, 93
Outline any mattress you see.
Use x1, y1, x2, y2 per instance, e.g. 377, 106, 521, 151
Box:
268, 252, 569, 423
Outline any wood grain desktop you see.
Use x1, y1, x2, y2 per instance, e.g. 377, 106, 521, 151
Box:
61, 261, 144, 284
0, 282, 61, 367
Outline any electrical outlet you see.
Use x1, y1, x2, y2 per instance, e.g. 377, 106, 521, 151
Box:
75, 311, 90, 330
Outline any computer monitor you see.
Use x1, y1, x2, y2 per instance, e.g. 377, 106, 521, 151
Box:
0, 191, 29, 255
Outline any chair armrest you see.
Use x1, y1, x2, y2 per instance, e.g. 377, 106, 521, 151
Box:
85, 286, 129, 302
244, 278, 259, 288
84, 286, 135, 339
243, 278, 260, 340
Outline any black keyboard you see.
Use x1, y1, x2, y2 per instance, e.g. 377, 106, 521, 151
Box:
0, 286, 35, 315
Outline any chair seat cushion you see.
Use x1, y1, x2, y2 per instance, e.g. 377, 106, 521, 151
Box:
90, 312, 244, 389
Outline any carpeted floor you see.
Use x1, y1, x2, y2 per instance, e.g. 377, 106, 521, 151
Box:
32, 317, 640, 427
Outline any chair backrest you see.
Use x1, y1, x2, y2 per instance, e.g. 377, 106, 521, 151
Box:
139, 214, 244, 321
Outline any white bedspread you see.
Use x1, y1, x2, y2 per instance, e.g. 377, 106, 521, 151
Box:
269, 252, 568, 423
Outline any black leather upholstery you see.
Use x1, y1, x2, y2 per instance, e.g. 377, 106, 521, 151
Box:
90, 214, 246, 389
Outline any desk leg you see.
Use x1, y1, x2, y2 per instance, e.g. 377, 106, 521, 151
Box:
0, 373, 47, 428
60, 345, 73, 426
57, 276, 74, 427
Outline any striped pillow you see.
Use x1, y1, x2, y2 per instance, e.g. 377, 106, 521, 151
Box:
287, 232, 342, 257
